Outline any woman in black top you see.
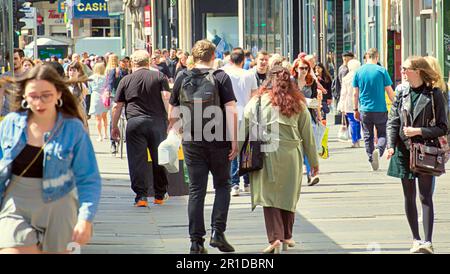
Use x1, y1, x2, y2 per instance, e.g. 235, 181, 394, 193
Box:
387, 56, 448, 254
315, 63, 333, 122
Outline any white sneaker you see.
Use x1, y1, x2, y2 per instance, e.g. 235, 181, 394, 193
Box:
410, 240, 423, 253
231, 186, 240, 197
371, 149, 380, 171
418, 241, 434, 254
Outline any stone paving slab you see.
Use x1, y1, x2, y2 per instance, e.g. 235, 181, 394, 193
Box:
83, 120, 450, 254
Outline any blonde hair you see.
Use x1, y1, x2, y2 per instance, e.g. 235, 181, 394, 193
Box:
347, 59, 361, 72
424, 56, 447, 92
269, 54, 284, 70
192, 40, 216, 63
93, 63, 106, 75
407, 56, 441, 89
186, 56, 195, 70
106, 54, 119, 72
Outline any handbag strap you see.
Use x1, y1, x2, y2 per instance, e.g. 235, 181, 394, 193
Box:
3, 120, 62, 198
256, 96, 262, 140
430, 90, 437, 127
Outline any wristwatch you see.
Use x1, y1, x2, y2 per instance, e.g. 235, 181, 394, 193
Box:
353, 108, 359, 112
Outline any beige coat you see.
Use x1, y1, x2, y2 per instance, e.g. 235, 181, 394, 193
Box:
240, 94, 319, 213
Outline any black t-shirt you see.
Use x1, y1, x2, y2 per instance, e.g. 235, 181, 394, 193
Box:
256, 72, 267, 87
12, 145, 43, 178
115, 68, 170, 120
170, 68, 237, 147
157, 62, 172, 78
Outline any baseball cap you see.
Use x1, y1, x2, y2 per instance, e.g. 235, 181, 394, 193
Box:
342, 51, 355, 58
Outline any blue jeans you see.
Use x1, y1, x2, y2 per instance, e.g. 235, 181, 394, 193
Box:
346, 113, 362, 144
231, 158, 249, 187
304, 154, 311, 176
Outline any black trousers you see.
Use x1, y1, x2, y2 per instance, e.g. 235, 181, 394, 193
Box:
183, 143, 231, 241
126, 116, 168, 201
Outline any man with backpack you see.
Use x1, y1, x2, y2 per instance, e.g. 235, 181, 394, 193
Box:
168, 40, 238, 254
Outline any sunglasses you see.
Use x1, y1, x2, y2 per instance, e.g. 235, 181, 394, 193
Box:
298, 67, 309, 71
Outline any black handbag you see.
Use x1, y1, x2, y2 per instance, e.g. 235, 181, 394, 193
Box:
238, 96, 264, 176
403, 91, 446, 177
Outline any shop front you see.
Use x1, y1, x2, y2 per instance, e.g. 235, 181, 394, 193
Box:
191, 0, 239, 57
243, 0, 289, 58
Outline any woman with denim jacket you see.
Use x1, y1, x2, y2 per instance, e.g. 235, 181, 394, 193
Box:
386, 56, 448, 254
0, 64, 102, 254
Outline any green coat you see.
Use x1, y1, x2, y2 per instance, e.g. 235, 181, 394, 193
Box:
240, 94, 319, 213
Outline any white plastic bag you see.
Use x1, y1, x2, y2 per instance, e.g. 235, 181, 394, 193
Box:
158, 130, 182, 173
338, 126, 350, 142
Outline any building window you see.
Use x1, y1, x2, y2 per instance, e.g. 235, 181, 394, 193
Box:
244, 0, 283, 56
91, 19, 120, 37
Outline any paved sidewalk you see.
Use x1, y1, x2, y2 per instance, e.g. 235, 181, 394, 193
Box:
83, 121, 450, 254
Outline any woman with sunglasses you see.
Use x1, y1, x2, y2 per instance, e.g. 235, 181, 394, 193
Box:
387, 56, 447, 254
292, 58, 321, 186
0, 65, 101, 254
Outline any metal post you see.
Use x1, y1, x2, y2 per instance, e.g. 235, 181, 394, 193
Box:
33, 7, 38, 60
7, 0, 14, 75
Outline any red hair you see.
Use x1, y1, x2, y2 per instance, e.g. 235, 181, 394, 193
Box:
291, 58, 314, 86
260, 66, 306, 118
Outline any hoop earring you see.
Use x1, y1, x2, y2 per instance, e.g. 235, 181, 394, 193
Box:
57, 99, 64, 108
21, 99, 30, 109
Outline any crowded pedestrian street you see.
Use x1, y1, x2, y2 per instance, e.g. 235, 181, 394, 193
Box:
84, 119, 450, 254
1, 0, 450, 259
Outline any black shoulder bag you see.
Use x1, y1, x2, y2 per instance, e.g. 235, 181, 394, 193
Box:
238, 96, 264, 176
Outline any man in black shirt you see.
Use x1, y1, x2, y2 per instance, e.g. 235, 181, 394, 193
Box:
168, 40, 238, 254
112, 50, 171, 208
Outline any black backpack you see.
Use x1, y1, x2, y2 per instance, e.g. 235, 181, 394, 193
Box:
180, 69, 221, 140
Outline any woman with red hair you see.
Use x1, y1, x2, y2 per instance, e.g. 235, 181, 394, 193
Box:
240, 66, 319, 253
291, 58, 322, 186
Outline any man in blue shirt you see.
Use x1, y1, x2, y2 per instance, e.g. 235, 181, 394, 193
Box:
353, 48, 395, 171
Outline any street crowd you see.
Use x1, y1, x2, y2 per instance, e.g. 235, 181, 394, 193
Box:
0, 39, 449, 255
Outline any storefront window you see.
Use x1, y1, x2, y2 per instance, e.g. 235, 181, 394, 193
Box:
302, 0, 317, 55
244, 0, 283, 56
91, 19, 120, 37
325, 0, 336, 76
343, 0, 356, 53
206, 13, 238, 58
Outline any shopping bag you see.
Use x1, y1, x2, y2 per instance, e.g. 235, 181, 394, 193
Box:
337, 115, 350, 142
158, 130, 182, 173
312, 121, 326, 153
338, 126, 350, 141
319, 127, 329, 159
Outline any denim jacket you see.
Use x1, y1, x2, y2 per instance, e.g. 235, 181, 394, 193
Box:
0, 111, 102, 222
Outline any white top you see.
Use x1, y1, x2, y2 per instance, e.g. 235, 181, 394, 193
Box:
338, 72, 356, 113
223, 66, 258, 121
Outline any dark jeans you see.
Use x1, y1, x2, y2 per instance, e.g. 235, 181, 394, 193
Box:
183, 143, 231, 241
126, 116, 168, 201
360, 111, 388, 161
